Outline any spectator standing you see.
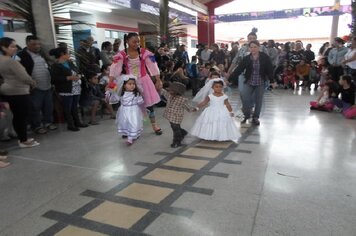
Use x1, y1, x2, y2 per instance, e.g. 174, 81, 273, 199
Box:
318, 42, 330, 57
328, 37, 348, 82
200, 44, 211, 65
173, 44, 189, 64
50, 47, 88, 131
0, 37, 39, 147
266, 40, 279, 68
342, 36, 356, 83
229, 42, 239, 68
76, 39, 100, 75
17, 35, 57, 134
87, 36, 101, 65
304, 43, 315, 64
209, 43, 227, 68
155, 46, 170, 73
100, 41, 114, 66
113, 39, 121, 54
195, 43, 204, 64
289, 41, 305, 67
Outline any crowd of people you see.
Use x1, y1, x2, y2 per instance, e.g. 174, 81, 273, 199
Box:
0, 30, 356, 168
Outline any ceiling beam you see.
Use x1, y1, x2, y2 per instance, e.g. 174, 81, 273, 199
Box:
206, 0, 235, 9
172, 0, 208, 14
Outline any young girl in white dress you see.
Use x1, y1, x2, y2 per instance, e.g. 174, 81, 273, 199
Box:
191, 79, 241, 142
116, 75, 144, 145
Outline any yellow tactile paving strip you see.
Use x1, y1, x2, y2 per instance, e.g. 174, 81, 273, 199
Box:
142, 168, 194, 184
116, 183, 174, 204
55, 226, 107, 236
197, 140, 233, 149
164, 157, 209, 170
84, 201, 149, 229
181, 147, 222, 158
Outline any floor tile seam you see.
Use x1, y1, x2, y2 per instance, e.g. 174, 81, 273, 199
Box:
175, 154, 222, 160
129, 211, 161, 232
9, 154, 123, 174
42, 210, 150, 236
193, 145, 236, 150
249, 91, 276, 236
71, 198, 105, 216
233, 149, 253, 153
37, 222, 68, 236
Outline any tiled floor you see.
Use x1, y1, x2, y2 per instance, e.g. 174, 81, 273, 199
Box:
0, 89, 355, 236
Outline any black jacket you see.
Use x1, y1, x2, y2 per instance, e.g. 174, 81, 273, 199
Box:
17, 48, 50, 76
230, 52, 273, 84
51, 61, 80, 93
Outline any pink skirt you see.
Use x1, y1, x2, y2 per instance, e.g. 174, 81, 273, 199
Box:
139, 75, 161, 107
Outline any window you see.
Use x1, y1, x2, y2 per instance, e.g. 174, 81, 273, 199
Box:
1, 19, 31, 33
12, 20, 28, 32
2, 19, 11, 32
111, 31, 119, 39
105, 30, 111, 38
104, 30, 126, 41
191, 39, 198, 48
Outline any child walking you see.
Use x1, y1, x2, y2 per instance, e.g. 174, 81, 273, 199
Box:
162, 82, 195, 148
116, 75, 144, 145
191, 79, 241, 142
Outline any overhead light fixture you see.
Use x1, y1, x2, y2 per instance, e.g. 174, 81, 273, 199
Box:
79, 1, 113, 12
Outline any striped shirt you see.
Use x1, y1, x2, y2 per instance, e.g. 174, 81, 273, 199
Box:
28, 50, 51, 90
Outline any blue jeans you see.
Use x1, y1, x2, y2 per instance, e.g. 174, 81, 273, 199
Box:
31, 88, 54, 129
240, 84, 265, 119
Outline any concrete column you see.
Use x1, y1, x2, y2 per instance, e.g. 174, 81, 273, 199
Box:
198, 13, 209, 45
352, 0, 356, 36
208, 7, 215, 46
198, 7, 215, 46
159, 0, 169, 43
330, 0, 341, 42
31, 0, 57, 51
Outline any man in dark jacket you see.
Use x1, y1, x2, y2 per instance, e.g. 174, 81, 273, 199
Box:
17, 35, 57, 134
76, 38, 100, 76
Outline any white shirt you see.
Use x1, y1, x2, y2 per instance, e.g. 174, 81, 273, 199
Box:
201, 49, 211, 64
344, 48, 356, 69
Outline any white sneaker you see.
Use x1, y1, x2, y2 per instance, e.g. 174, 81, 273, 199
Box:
18, 140, 40, 148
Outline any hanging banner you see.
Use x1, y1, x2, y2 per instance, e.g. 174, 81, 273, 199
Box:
216, 4, 351, 23
0, 17, 4, 37
108, 0, 196, 25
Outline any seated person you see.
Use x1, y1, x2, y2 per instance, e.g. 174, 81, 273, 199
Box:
296, 59, 310, 89
87, 73, 115, 124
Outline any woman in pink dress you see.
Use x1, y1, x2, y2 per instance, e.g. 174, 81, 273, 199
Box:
110, 33, 163, 135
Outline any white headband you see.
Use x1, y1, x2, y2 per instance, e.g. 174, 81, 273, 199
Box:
120, 74, 137, 82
